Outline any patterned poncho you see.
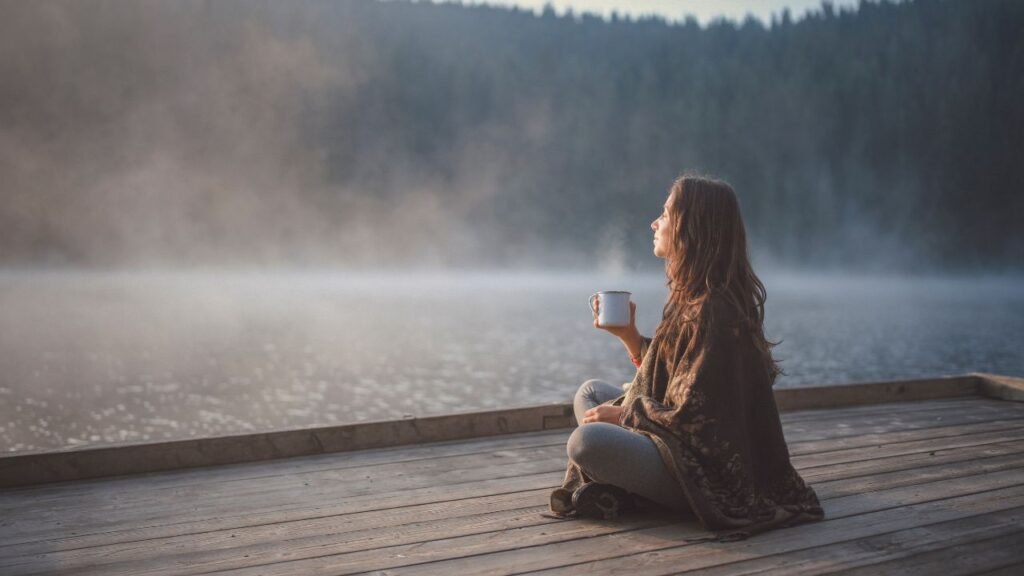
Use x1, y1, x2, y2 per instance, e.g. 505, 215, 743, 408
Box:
550, 295, 825, 541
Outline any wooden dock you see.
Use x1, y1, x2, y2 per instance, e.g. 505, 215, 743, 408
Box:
2, 372, 1024, 574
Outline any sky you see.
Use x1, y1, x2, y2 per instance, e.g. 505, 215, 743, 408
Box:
427, 0, 866, 25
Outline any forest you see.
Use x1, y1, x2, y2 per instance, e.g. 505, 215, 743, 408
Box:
1, 0, 1021, 272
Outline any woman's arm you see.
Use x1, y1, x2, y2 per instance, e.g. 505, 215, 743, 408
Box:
619, 329, 649, 364
620, 317, 741, 434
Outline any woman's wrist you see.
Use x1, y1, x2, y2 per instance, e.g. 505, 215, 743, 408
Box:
621, 329, 644, 364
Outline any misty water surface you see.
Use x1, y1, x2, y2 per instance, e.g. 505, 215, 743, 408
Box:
1, 269, 1022, 453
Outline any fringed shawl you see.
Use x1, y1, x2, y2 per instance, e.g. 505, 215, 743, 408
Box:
550, 295, 825, 541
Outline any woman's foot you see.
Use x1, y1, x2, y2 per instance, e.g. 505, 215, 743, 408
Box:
572, 482, 635, 520
548, 487, 575, 517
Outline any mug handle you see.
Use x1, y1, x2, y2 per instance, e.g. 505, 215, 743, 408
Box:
588, 292, 600, 316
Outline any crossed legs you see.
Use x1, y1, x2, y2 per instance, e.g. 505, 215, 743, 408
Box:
567, 379, 690, 513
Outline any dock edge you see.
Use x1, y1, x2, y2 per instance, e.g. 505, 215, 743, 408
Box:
1, 372, 1021, 489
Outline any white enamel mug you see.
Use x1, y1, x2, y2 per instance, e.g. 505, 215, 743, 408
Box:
588, 290, 632, 328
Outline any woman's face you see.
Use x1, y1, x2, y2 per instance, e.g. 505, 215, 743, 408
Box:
651, 196, 672, 259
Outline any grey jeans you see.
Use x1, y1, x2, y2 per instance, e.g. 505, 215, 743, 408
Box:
568, 379, 690, 513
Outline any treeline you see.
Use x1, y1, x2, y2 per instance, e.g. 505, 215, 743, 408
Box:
1, 0, 1021, 272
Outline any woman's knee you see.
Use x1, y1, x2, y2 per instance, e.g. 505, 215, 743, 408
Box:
574, 379, 606, 423
575, 378, 621, 408
574, 378, 605, 404
566, 422, 616, 468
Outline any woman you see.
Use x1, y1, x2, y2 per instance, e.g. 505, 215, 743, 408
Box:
548, 174, 825, 541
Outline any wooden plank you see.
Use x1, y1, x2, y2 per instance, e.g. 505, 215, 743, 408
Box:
819, 463, 1024, 518
810, 452, 1024, 502
0, 429, 570, 503
792, 426, 1024, 469
0, 453, 569, 541
0, 488, 553, 566
10, 395, 1002, 510
799, 438, 1024, 483
5, 401, 1019, 515
772, 374, 978, 412
4, 424, 1019, 569
2, 403, 1015, 516
412, 471, 1024, 576
3, 420, 1019, 549
974, 562, 1024, 576
0, 404, 577, 488
0, 453, 566, 521
7, 406, 1018, 528
788, 396, 1022, 422
832, 530, 1024, 575
3, 415, 1023, 549
0, 501, 584, 576
780, 396, 1006, 424
1, 510, 681, 576
788, 418, 1024, 458
0, 399, 1015, 524
13, 448, 1024, 576
780, 407, 1024, 443
974, 372, 1024, 403
0, 440, 571, 514
181, 470, 1024, 575
4, 427, 1017, 565
4, 429, 1018, 568
0, 471, 564, 549
0, 428, 570, 503
640, 506, 1024, 575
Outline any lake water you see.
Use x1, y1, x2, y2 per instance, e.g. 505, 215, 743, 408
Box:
1, 269, 1022, 453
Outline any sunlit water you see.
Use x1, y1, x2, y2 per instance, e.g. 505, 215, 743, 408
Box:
1, 269, 1022, 453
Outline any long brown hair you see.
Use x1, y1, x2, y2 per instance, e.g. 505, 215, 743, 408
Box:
654, 173, 783, 388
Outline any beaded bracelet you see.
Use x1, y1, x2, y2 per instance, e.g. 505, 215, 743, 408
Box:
630, 354, 642, 368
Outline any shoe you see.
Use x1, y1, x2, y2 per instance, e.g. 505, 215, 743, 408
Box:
572, 482, 635, 520
548, 487, 575, 517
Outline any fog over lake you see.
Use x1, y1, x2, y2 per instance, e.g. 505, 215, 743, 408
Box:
2, 269, 1021, 453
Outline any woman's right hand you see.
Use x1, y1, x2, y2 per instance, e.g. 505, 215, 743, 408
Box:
593, 299, 645, 364
592, 298, 640, 340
